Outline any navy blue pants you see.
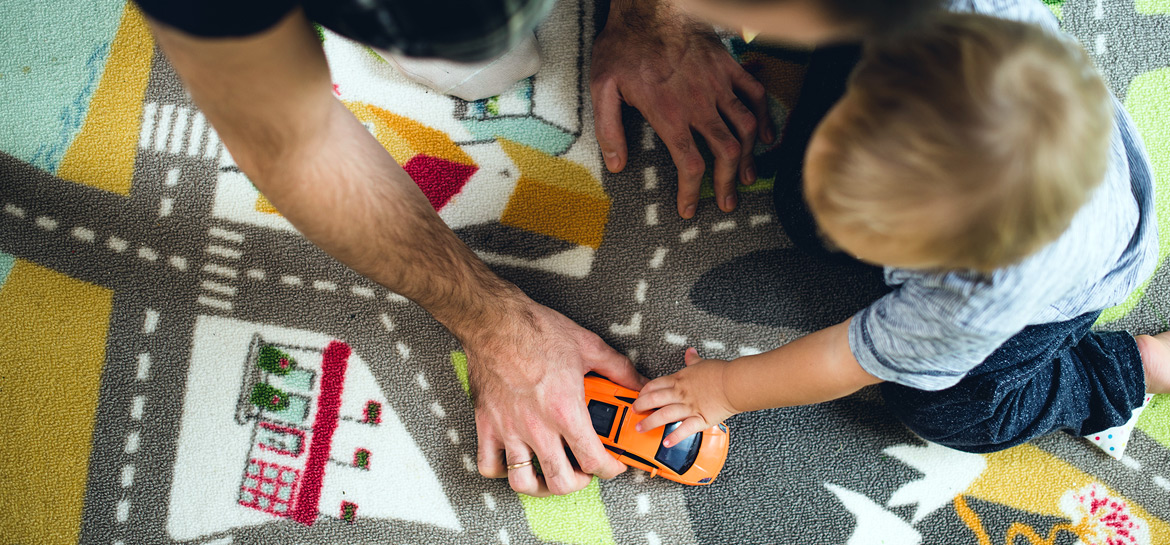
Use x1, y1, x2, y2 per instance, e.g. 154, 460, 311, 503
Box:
766, 45, 1149, 453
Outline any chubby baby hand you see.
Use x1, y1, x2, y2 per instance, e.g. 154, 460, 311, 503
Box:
632, 347, 738, 447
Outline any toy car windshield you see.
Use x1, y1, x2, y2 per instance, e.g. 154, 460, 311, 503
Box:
654, 422, 702, 474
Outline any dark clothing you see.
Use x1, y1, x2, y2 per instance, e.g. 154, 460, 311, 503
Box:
768, 46, 1148, 453
882, 312, 1146, 452
133, 0, 555, 62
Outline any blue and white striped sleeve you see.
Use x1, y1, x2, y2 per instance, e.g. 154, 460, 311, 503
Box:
847, 271, 1029, 391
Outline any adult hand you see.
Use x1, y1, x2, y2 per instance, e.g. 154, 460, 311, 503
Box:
591, 0, 774, 219
469, 296, 648, 496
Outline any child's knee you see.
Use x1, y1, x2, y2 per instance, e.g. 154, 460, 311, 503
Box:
881, 383, 1036, 454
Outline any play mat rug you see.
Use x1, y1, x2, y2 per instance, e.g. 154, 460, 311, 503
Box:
2, 0, 1170, 543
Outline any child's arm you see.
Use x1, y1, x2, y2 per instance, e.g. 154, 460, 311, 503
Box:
632, 318, 882, 447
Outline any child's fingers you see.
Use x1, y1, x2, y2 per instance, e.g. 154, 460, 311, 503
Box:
683, 347, 702, 366
662, 416, 710, 448
637, 376, 672, 395
631, 381, 676, 412
635, 404, 693, 433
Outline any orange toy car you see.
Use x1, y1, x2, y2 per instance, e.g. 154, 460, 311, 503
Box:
583, 373, 729, 485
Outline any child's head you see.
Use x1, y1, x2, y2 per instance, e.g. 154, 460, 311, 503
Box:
805, 14, 1113, 272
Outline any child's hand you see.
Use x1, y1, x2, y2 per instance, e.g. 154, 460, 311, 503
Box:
632, 347, 739, 447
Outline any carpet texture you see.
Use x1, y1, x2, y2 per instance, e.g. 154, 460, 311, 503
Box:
2, 0, 1170, 544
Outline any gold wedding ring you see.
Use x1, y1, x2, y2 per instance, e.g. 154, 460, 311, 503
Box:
506, 459, 534, 470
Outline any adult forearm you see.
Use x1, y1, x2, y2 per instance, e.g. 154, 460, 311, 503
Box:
607, 0, 709, 33
253, 101, 529, 343
722, 319, 882, 412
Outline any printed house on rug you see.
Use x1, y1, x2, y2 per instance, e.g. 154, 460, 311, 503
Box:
168, 316, 459, 541
233, 338, 352, 524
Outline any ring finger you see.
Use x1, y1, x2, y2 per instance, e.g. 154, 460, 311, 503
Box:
505, 442, 549, 497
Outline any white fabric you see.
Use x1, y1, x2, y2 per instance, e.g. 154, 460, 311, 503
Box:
374, 34, 542, 101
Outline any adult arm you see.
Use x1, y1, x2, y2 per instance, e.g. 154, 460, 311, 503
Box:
590, 0, 774, 219
147, 8, 646, 496
633, 319, 882, 446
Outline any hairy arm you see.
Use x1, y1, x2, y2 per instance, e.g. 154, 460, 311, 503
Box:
634, 319, 882, 446
149, 8, 646, 496
151, 9, 519, 333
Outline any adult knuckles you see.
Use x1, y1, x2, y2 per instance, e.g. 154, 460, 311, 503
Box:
737, 113, 758, 136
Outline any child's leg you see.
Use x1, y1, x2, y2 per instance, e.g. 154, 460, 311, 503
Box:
767, 44, 863, 265
880, 312, 1149, 453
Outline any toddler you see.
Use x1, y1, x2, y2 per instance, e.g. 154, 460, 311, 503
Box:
636, 2, 1168, 454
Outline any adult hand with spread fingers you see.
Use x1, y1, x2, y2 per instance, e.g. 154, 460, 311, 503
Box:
468, 297, 648, 496
591, 0, 774, 219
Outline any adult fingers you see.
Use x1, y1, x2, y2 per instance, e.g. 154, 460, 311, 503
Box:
663, 416, 710, 448
635, 404, 692, 434
590, 348, 648, 391
562, 414, 627, 480
694, 117, 742, 213
732, 66, 773, 144
476, 415, 508, 479
591, 79, 628, 173
529, 431, 593, 495
505, 441, 549, 497
654, 118, 706, 219
719, 92, 758, 186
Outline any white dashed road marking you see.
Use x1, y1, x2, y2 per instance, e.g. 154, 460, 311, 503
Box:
610, 312, 643, 336
206, 245, 242, 259
136, 353, 151, 381
116, 499, 130, 523
142, 309, 159, 334
208, 227, 244, 243
649, 248, 669, 268
72, 226, 95, 242
130, 396, 145, 420
196, 295, 233, 311
643, 166, 658, 190
749, 214, 773, 227
200, 280, 237, 297
711, 220, 736, 232
635, 280, 648, 304
35, 216, 58, 230
202, 263, 238, 279
124, 431, 141, 454
137, 247, 159, 262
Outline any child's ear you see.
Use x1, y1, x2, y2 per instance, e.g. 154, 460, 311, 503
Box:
683, 347, 702, 366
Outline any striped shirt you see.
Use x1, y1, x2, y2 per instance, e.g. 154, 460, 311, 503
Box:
848, 0, 1160, 390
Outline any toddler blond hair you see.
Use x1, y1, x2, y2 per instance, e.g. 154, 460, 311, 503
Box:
806, 13, 1113, 272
